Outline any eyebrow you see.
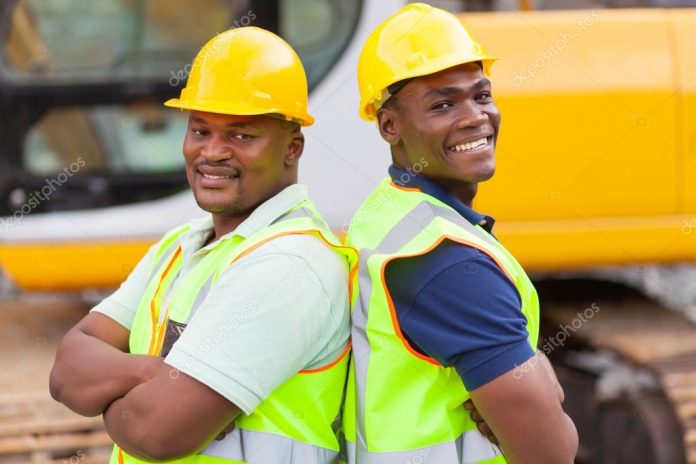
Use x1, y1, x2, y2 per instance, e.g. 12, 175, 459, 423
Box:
190, 116, 255, 128
423, 78, 491, 98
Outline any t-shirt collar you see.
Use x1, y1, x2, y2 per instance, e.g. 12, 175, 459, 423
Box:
185, 184, 310, 254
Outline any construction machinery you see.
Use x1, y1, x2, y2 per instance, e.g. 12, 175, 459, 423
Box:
0, 0, 695, 462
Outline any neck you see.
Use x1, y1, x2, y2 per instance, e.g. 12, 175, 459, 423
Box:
436, 178, 478, 207
392, 156, 479, 206
209, 213, 249, 243
208, 179, 296, 242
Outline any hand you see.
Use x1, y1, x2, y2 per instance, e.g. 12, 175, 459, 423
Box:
464, 399, 498, 445
215, 421, 236, 441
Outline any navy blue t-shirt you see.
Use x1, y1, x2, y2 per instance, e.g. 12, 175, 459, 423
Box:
385, 166, 534, 390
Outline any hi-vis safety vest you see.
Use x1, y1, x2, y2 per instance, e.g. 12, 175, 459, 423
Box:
342, 179, 540, 464
110, 203, 358, 464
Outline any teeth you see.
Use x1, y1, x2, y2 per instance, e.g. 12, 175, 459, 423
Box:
449, 137, 488, 152
202, 173, 231, 179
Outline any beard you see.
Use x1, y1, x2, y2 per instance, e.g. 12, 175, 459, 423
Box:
193, 184, 250, 217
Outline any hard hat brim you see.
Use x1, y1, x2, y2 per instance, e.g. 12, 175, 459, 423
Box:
164, 98, 314, 127
360, 53, 497, 121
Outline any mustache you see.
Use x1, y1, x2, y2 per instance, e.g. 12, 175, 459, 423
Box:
195, 161, 241, 176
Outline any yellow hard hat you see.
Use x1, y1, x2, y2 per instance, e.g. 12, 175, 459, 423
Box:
357, 3, 496, 121
165, 27, 314, 126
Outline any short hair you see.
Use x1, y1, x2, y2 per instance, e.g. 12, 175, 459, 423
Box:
266, 113, 301, 132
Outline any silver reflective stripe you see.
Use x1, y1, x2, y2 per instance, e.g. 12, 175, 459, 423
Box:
185, 274, 215, 323
270, 207, 331, 235
346, 430, 502, 464
352, 202, 441, 452
148, 240, 181, 282
351, 199, 503, 463
428, 202, 497, 247
200, 428, 339, 464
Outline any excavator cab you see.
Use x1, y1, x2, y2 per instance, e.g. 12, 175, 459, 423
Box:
0, 0, 360, 215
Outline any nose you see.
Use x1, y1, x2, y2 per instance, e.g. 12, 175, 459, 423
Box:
201, 134, 232, 161
455, 102, 488, 129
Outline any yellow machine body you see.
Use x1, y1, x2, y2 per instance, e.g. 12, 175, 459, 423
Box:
464, 9, 696, 270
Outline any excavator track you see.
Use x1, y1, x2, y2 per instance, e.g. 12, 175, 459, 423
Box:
0, 297, 112, 464
538, 279, 696, 463
2, 284, 696, 463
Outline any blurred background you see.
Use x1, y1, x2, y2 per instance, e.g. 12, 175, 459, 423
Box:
0, 0, 695, 462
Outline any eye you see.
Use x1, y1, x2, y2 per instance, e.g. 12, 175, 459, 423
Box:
476, 92, 493, 103
232, 134, 255, 141
431, 101, 454, 111
190, 128, 208, 137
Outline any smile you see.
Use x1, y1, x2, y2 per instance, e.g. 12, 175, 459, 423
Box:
196, 164, 241, 181
447, 137, 489, 153
196, 168, 241, 187
202, 173, 236, 179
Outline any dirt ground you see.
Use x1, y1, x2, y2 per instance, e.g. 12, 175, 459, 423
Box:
0, 295, 112, 464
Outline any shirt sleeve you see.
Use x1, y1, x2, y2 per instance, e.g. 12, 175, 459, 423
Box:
385, 240, 534, 391
89, 243, 158, 331
164, 235, 350, 415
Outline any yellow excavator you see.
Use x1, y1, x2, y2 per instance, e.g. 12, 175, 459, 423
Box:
0, 0, 695, 462
465, 6, 696, 463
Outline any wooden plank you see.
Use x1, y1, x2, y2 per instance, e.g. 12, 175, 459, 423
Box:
0, 431, 111, 455
0, 416, 103, 437
0, 448, 111, 464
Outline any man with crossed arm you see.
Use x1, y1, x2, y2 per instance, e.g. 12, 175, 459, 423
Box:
50, 27, 355, 464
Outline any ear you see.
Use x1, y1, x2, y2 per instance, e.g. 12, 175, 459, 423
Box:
377, 108, 400, 146
284, 129, 304, 167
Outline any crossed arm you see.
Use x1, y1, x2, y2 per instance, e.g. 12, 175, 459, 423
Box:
386, 243, 578, 462
468, 350, 578, 464
49, 312, 240, 461
50, 242, 341, 461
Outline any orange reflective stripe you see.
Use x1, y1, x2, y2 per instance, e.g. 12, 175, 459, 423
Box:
389, 180, 421, 193
151, 308, 170, 356
147, 246, 182, 356
117, 447, 125, 464
300, 342, 351, 374
226, 230, 357, 376
382, 253, 441, 366
380, 234, 517, 366
347, 254, 358, 308
229, 230, 355, 266
228, 229, 358, 307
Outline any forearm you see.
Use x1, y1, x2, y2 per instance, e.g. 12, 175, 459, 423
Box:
502, 412, 577, 464
103, 385, 162, 461
50, 329, 162, 416
471, 354, 578, 464
103, 366, 242, 461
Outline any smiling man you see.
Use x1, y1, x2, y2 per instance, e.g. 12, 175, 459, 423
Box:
343, 4, 577, 463
50, 27, 356, 464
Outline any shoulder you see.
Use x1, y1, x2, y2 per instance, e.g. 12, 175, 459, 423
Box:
249, 233, 347, 272
386, 239, 520, 315
229, 233, 349, 298
386, 239, 506, 290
